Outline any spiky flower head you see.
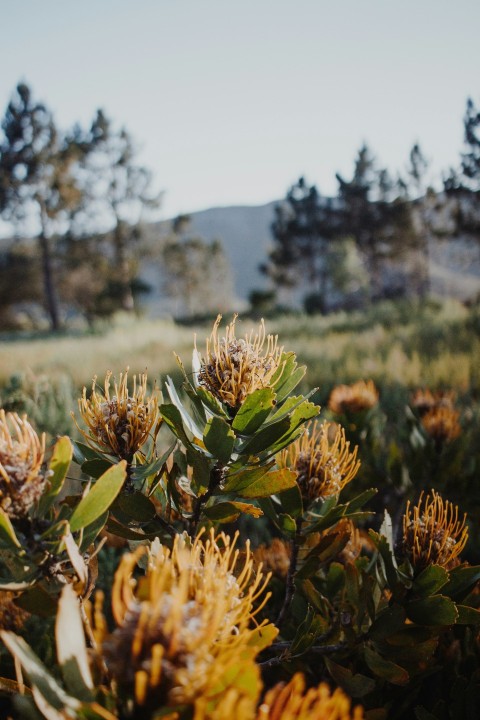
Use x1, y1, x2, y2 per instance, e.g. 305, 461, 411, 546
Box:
103, 530, 275, 712
253, 538, 291, 579
421, 406, 461, 446
76, 369, 159, 460
411, 388, 456, 417
403, 490, 468, 571
257, 673, 364, 720
277, 421, 360, 503
196, 315, 283, 410
328, 380, 379, 415
0, 410, 46, 519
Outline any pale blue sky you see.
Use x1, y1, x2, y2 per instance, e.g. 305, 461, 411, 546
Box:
1, 0, 479, 220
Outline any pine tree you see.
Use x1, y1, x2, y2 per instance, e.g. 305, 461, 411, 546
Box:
0, 84, 83, 330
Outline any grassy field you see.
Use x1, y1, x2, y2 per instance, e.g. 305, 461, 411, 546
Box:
1, 298, 479, 424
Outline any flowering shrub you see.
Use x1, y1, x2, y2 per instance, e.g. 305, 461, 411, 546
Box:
0, 316, 479, 719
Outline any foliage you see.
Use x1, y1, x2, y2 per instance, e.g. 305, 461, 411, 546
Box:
0, 315, 479, 718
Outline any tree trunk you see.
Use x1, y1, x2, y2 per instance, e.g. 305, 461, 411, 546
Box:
38, 232, 61, 332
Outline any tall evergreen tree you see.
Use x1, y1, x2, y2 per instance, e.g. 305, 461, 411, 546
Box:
262, 177, 342, 313
73, 110, 162, 312
0, 83, 83, 330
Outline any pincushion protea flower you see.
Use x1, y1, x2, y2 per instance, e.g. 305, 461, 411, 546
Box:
0, 410, 46, 519
277, 421, 360, 503
253, 538, 291, 579
403, 490, 468, 571
76, 369, 159, 460
421, 406, 461, 446
102, 530, 276, 712
411, 389, 456, 416
257, 673, 364, 719
196, 315, 283, 409
328, 380, 379, 415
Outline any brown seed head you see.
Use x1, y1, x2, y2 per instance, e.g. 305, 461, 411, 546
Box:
0, 410, 46, 519
278, 421, 360, 503
403, 490, 468, 571
103, 530, 275, 709
257, 673, 364, 720
328, 380, 379, 415
197, 315, 283, 409
76, 370, 159, 460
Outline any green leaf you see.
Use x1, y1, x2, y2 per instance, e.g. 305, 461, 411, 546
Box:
239, 417, 291, 456
406, 595, 458, 626
131, 442, 176, 483
236, 468, 297, 499
15, 587, 57, 617
196, 386, 228, 418
412, 565, 449, 598
364, 646, 409, 686
231, 388, 275, 434
55, 586, 93, 701
113, 492, 157, 523
71, 441, 104, 465
325, 658, 376, 698
203, 501, 263, 523
165, 376, 203, 440
186, 447, 212, 496
278, 513, 297, 536
105, 517, 159, 541
277, 484, 303, 518
160, 403, 195, 449
369, 604, 406, 640
38, 437, 73, 515
455, 604, 480, 624
221, 462, 275, 493
346, 488, 377, 513
203, 416, 235, 464
0, 507, 21, 549
69, 461, 127, 533
1, 631, 80, 711
442, 565, 480, 599
270, 352, 306, 402
81, 458, 114, 479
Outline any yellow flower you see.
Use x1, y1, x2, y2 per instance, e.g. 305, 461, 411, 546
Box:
0, 410, 46, 519
256, 673, 364, 720
197, 315, 283, 409
103, 530, 276, 712
278, 421, 360, 503
76, 369, 159, 460
421, 406, 461, 446
328, 380, 379, 415
403, 490, 468, 571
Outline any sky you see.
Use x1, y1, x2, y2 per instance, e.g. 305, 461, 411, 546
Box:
1, 0, 480, 221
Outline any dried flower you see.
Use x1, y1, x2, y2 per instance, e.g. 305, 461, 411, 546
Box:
103, 530, 275, 711
197, 315, 283, 409
403, 490, 468, 571
0, 410, 46, 519
328, 380, 379, 415
421, 406, 461, 446
257, 673, 364, 720
278, 421, 360, 503
76, 370, 159, 460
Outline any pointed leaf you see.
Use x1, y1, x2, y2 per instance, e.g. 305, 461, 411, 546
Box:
69, 461, 126, 532
203, 501, 263, 523
81, 458, 114, 479
231, 388, 275, 434
165, 376, 203, 440
56, 585, 93, 700
455, 604, 480, 624
364, 646, 409, 685
235, 468, 297, 499
0, 507, 21, 549
203, 416, 235, 463
325, 658, 376, 698
38, 437, 73, 515
222, 462, 275, 493
442, 565, 480, 599
407, 595, 458, 626
412, 565, 449, 598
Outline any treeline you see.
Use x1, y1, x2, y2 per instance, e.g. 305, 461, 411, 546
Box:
0, 83, 232, 331
261, 100, 480, 313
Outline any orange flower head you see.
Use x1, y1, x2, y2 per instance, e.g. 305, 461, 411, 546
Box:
278, 421, 360, 503
197, 315, 283, 409
411, 389, 456, 417
253, 538, 291, 579
103, 530, 276, 711
403, 490, 468, 571
328, 380, 379, 415
257, 673, 364, 720
76, 369, 159, 460
0, 410, 46, 519
421, 406, 461, 445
